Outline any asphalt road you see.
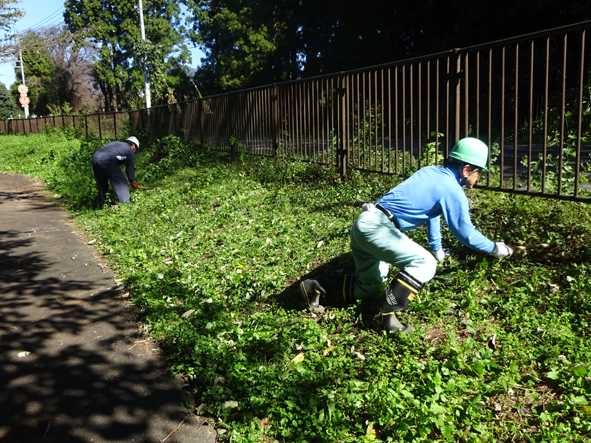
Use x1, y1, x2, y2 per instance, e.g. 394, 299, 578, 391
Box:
0, 172, 217, 443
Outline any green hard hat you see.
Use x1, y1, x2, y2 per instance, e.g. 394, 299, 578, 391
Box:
449, 138, 488, 170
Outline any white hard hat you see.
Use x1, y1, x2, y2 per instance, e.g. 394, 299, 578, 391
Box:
125, 136, 140, 149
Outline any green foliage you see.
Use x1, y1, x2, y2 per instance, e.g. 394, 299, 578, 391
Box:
0, 81, 19, 118
131, 39, 179, 104
47, 102, 73, 117
518, 90, 591, 196
420, 132, 445, 168
1, 133, 591, 441
11, 30, 55, 115
0, 0, 23, 33
187, 0, 280, 91
64, 0, 189, 110
186, 0, 591, 95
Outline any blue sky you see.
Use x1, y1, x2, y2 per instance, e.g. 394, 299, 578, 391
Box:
0, 0, 204, 87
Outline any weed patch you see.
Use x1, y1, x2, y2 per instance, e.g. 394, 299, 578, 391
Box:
1, 133, 590, 441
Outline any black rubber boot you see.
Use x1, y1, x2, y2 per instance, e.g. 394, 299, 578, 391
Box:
374, 271, 422, 334
299, 274, 355, 313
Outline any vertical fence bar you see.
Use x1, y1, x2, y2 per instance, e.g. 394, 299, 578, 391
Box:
372, 70, 377, 171
487, 49, 492, 184
558, 34, 567, 195
262, 89, 266, 154
418, 63, 422, 168
513, 43, 519, 190
427, 60, 431, 146
445, 56, 451, 153
292, 85, 297, 157
574, 29, 586, 198
409, 64, 414, 169
306, 82, 311, 159
381, 68, 385, 172
313, 80, 318, 161
346, 74, 352, 170
476, 51, 480, 139
527, 40, 534, 192
339, 73, 347, 178
501, 47, 506, 188
394, 66, 399, 174
354, 73, 359, 168
199, 99, 204, 145
295, 83, 300, 159
454, 50, 461, 143
436, 59, 440, 163
387, 68, 392, 172
361, 72, 366, 169
259, 89, 264, 154
542, 38, 549, 193
273, 85, 279, 158
402, 65, 407, 172
464, 53, 469, 138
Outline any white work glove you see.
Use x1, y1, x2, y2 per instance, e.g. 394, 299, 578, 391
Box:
491, 242, 513, 258
432, 248, 450, 262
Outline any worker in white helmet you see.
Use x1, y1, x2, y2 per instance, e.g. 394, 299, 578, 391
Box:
92, 136, 140, 208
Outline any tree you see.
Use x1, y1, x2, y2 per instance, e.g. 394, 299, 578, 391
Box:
0, 81, 20, 118
12, 27, 101, 115
185, 0, 288, 93
64, 0, 190, 111
0, 0, 22, 30
185, 0, 591, 94
0, 0, 25, 62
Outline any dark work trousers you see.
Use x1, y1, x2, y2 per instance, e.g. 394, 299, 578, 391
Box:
92, 161, 130, 207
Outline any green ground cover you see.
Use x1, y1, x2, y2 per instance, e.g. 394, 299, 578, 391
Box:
1, 131, 590, 442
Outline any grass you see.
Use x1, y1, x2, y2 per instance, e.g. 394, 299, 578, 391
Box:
0, 130, 590, 442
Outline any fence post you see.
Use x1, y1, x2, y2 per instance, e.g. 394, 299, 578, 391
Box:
338, 73, 348, 179
98, 112, 102, 140
113, 112, 117, 138
198, 99, 204, 146
174, 104, 179, 137
272, 84, 280, 158
451, 49, 462, 144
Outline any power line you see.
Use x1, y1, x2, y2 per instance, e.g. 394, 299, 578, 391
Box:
23, 7, 65, 32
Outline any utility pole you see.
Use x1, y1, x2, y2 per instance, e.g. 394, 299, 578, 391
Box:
138, 0, 151, 111
18, 40, 29, 118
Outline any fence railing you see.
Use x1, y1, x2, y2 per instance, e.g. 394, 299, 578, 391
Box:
3, 21, 591, 201
0, 112, 130, 140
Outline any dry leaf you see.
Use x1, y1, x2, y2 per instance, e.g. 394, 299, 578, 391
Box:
323, 346, 337, 356
290, 352, 305, 364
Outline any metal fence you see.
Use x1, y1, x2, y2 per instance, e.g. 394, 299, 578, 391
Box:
3, 21, 591, 201
0, 112, 129, 140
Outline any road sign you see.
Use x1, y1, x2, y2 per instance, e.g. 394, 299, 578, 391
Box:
19, 96, 29, 106
17, 84, 28, 94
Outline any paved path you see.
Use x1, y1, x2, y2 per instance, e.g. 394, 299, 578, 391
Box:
0, 172, 217, 443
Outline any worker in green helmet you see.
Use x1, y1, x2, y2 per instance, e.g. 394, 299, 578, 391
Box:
299, 137, 513, 334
